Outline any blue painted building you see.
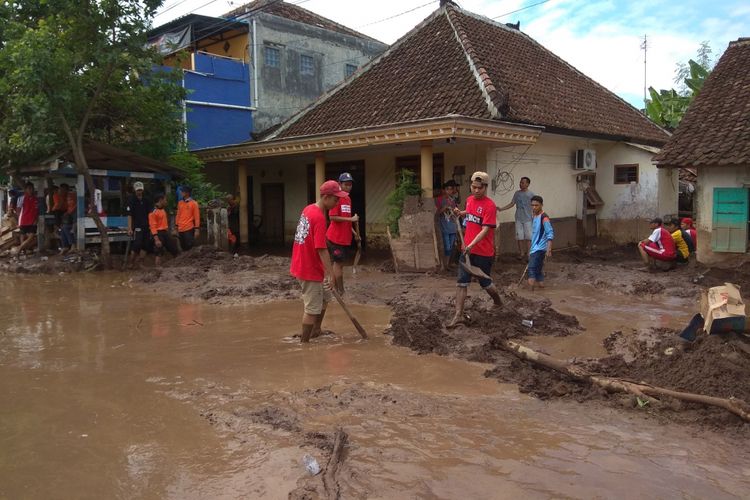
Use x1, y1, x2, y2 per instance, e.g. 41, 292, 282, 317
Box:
184, 52, 254, 150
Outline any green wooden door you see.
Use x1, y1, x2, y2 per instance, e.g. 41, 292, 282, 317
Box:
712, 187, 749, 253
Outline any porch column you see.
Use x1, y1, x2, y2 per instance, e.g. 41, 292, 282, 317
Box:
420, 140, 434, 198
238, 160, 249, 246
315, 153, 326, 198
76, 174, 86, 250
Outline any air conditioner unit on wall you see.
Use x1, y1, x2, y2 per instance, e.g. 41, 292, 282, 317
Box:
574, 149, 596, 171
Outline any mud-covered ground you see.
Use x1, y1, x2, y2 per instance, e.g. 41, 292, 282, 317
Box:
3, 243, 750, 435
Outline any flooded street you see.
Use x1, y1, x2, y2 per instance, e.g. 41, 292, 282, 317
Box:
2, 273, 749, 498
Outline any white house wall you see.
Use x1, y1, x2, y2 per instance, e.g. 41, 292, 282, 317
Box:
206, 134, 674, 249
596, 143, 678, 244
695, 165, 750, 266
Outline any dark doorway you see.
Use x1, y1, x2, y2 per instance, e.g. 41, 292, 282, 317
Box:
326, 161, 366, 249
261, 183, 285, 244
246, 175, 257, 245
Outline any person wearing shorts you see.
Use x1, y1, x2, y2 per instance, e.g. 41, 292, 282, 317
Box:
448, 172, 503, 328
291, 180, 347, 343
435, 179, 459, 269
497, 176, 534, 260
527, 195, 554, 290
149, 193, 179, 266
125, 181, 153, 269
176, 186, 200, 251
638, 217, 676, 270
17, 182, 39, 250
326, 172, 359, 294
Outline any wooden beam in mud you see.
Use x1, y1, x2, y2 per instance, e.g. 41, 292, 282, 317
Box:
502, 340, 750, 423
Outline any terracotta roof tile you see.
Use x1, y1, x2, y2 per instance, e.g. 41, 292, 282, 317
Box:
224, 0, 380, 43
655, 38, 750, 168
271, 5, 668, 145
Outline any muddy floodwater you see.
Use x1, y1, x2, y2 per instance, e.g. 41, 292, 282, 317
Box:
2, 273, 750, 498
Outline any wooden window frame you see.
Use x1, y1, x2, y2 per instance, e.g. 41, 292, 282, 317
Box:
614, 164, 639, 184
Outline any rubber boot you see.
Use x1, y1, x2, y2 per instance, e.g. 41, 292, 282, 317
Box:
485, 285, 502, 306
311, 308, 326, 339
300, 323, 314, 343
447, 287, 468, 328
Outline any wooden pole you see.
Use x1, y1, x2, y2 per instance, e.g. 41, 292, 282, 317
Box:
238, 160, 249, 246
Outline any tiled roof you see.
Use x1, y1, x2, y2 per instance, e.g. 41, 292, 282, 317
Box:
271, 4, 668, 145
655, 38, 750, 168
224, 0, 380, 43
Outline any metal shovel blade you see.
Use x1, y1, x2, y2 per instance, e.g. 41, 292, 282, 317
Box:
460, 254, 491, 280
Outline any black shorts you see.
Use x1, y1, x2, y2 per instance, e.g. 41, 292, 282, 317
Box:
20, 225, 37, 235
154, 231, 179, 257
179, 230, 195, 251
327, 240, 348, 263
131, 227, 151, 253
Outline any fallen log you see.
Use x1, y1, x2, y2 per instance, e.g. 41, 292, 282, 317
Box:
503, 340, 750, 423
322, 427, 348, 500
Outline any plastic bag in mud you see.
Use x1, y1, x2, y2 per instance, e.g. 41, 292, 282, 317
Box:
700, 283, 747, 334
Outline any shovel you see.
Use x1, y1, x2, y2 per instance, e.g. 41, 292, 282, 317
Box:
453, 215, 491, 280
331, 288, 368, 340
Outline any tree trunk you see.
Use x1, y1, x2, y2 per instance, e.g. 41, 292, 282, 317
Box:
69, 143, 111, 268
502, 340, 750, 423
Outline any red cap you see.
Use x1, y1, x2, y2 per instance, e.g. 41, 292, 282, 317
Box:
320, 180, 348, 198
681, 217, 693, 226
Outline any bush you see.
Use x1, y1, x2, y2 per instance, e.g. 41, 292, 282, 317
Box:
168, 150, 226, 208
385, 170, 423, 236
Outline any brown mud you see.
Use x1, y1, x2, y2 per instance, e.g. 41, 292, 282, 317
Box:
3, 255, 750, 497
125, 244, 750, 432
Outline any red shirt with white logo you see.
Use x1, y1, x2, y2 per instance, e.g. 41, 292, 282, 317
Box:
290, 203, 328, 281
326, 195, 353, 246
464, 195, 497, 257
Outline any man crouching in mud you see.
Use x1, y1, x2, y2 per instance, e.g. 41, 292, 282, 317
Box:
290, 180, 348, 343
448, 171, 502, 328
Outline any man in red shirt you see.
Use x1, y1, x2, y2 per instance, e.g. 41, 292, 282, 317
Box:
448, 172, 502, 328
17, 182, 39, 250
290, 180, 348, 343
638, 217, 677, 270
326, 172, 359, 294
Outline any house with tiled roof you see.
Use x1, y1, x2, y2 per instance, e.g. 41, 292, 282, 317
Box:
147, 1, 387, 150
197, 1, 674, 249
655, 37, 750, 265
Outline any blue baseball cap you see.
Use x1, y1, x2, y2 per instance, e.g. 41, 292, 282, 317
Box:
338, 172, 354, 183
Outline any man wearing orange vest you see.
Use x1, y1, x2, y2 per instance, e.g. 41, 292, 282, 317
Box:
150, 193, 179, 266
176, 186, 200, 251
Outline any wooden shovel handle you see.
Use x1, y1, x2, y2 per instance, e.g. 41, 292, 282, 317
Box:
331, 288, 368, 339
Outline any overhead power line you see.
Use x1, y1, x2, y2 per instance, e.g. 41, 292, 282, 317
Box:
493, 0, 552, 19
357, 0, 436, 28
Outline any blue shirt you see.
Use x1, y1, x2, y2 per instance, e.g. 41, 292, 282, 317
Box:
530, 212, 554, 254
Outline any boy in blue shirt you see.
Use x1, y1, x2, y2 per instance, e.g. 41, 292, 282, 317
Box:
528, 195, 554, 290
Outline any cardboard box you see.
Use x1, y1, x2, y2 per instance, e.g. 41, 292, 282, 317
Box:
700, 283, 746, 334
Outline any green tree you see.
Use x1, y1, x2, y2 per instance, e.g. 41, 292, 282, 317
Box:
645, 42, 717, 131
0, 0, 185, 263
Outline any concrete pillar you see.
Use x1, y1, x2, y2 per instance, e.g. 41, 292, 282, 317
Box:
420, 141, 434, 199
315, 153, 326, 198
238, 160, 249, 245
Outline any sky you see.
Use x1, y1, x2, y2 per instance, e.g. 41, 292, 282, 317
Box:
153, 0, 750, 109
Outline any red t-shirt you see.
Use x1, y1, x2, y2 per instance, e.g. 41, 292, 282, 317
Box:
326, 195, 353, 246
464, 195, 497, 257
18, 194, 39, 227
290, 203, 328, 281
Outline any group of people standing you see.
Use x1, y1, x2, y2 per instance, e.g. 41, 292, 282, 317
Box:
6, 182, 77, 253
290, 171, 555, 341
124, 183, 200, 268
290, 173, 359, 343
